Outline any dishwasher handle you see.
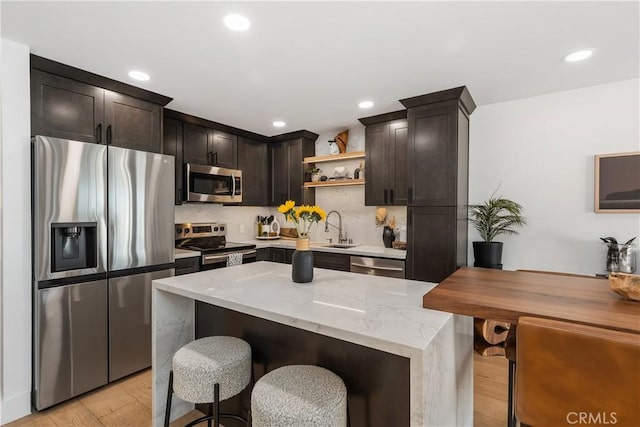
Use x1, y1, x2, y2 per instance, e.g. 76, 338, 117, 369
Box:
350, 262, 404, 272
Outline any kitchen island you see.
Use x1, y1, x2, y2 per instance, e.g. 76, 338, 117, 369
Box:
152, 262, 472, 427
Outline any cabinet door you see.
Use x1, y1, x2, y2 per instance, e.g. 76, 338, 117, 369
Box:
388, 120, 409, 205
211, 130, 237, 169
31, 70, 104, 143
271, 142, 288, 206
256, 248, 271, 261
183, 123, 212, 165
365, 123, 386, 206
287, 139, 304, 205
271, 248, 286, 263
163, 118, 184, 204
313, 252, 350, 271
104, 91, 162, 153
407, 104, 457, 206
406, 207, 457, 283
238, 137, 269, 206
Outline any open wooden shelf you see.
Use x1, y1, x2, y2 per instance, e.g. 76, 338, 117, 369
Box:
304, 179, 365, 188
303, 151, 365, 164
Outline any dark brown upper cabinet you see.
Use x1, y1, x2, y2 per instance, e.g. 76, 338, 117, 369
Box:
360, 111, 408, 206
182, 124, 237, 169
103, 91, 162, 153
162, 118, 184, 205
269, 131, 317, 207
237, 137, 269, 206
183, 123, 213, 165
400, 87, 475, 207
30, 55, 171, 152
212, 130, 238, 169
31, 70, 105, 144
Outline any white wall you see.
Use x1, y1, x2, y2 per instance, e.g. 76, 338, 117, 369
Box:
469, 79, 640, 275
1, 38, 32, 424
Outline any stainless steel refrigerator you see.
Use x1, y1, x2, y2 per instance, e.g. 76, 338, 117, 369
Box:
32, 135, 175, 410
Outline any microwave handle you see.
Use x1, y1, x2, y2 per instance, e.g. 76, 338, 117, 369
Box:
231, 174, 236, 197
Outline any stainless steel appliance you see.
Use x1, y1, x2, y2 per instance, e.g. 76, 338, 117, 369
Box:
350, 256, 406, 279
32, 136, 175, 410
175, 223, 256, 270
185, 163, 242, 203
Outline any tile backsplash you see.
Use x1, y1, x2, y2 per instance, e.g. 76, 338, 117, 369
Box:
175, 192, 406, 247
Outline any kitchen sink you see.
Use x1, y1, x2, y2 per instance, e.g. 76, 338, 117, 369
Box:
308, 242, 361, 249
325, 243, 361, 249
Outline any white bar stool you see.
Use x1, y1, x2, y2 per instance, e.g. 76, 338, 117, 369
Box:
250, 365, 348, 427
165, 336, 252, 427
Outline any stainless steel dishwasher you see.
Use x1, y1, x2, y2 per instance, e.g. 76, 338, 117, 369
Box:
350, 256, 406, 278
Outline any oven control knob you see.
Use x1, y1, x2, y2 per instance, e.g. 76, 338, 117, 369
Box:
176, 228, 182, 234
220, 226, 225, 231
214, 226, 219, 232
184, 228, 190, 234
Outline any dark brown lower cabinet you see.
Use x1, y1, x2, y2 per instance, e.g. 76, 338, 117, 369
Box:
313, 251, 350, 271
406, 206, 467, 283
263, 247, 350, 272
175, 257, 200, 276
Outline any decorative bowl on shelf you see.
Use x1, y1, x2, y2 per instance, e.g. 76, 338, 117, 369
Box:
609, 272, 640, 301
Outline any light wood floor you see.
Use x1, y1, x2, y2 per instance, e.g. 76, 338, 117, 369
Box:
4, 354, 508, 427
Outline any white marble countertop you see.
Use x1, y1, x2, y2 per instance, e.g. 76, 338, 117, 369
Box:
154, 261, 448, 357
174, 248, 200, 260
240, 238, 407, 260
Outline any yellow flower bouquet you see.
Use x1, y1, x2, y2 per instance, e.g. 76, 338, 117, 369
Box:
278, 200, 326, 238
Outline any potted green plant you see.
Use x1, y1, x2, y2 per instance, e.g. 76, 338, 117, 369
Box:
307, 166, 322, 182
468, 195, 526, 268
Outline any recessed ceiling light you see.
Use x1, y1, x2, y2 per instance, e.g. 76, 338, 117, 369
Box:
224, 14, 251, 32
563, 49, 595, 63
358, 100, 374, 109
128, 70, 150, 81
273, 121, 286, 128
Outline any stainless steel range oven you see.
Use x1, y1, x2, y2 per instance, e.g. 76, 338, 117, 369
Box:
175, 223, 256, 270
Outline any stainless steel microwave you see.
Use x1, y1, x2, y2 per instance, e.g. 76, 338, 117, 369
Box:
185, 163, 242, 203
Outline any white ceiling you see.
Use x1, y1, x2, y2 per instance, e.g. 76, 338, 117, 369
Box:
2, 1, 638, 136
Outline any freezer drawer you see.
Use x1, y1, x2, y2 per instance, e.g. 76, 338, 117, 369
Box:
108, 268, 174, 381
34, 280, 108, 410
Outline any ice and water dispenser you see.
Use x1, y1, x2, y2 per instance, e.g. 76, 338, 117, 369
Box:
51, 222, 98, 272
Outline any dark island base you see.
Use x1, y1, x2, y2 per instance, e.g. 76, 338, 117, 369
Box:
195, 302, 411, 427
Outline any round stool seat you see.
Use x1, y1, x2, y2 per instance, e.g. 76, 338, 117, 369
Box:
251, 365, 347, 427
172, 336, 251, 404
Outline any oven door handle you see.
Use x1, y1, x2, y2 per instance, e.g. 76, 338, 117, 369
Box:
202, 250, 256, 263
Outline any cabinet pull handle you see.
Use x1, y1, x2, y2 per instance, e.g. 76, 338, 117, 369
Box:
384, 189, 388, 204
213, 152, 218, 165
106, 125, 112, 144
207, 152, 213, 165
96, 123, 102, 143
390, 189, 394, 204
408, 187, 413, 204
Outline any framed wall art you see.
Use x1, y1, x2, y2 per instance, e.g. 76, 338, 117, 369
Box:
594, 151, 640, 213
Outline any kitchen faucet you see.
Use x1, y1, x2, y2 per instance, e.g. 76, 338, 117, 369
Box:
324, 210, 348, 244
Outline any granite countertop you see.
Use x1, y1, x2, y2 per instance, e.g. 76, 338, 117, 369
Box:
240, 238, 406, 260
153, 261, 449, 357
174, 248, 200, 259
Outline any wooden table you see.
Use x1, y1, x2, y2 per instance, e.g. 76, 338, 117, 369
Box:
423, 267, 640, 334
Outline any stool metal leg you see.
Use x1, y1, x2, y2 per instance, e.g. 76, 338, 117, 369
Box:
207, 403, 213, 427
508, 360, 516, 427
214, 383, 220, 427
164, 371, 174, 427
